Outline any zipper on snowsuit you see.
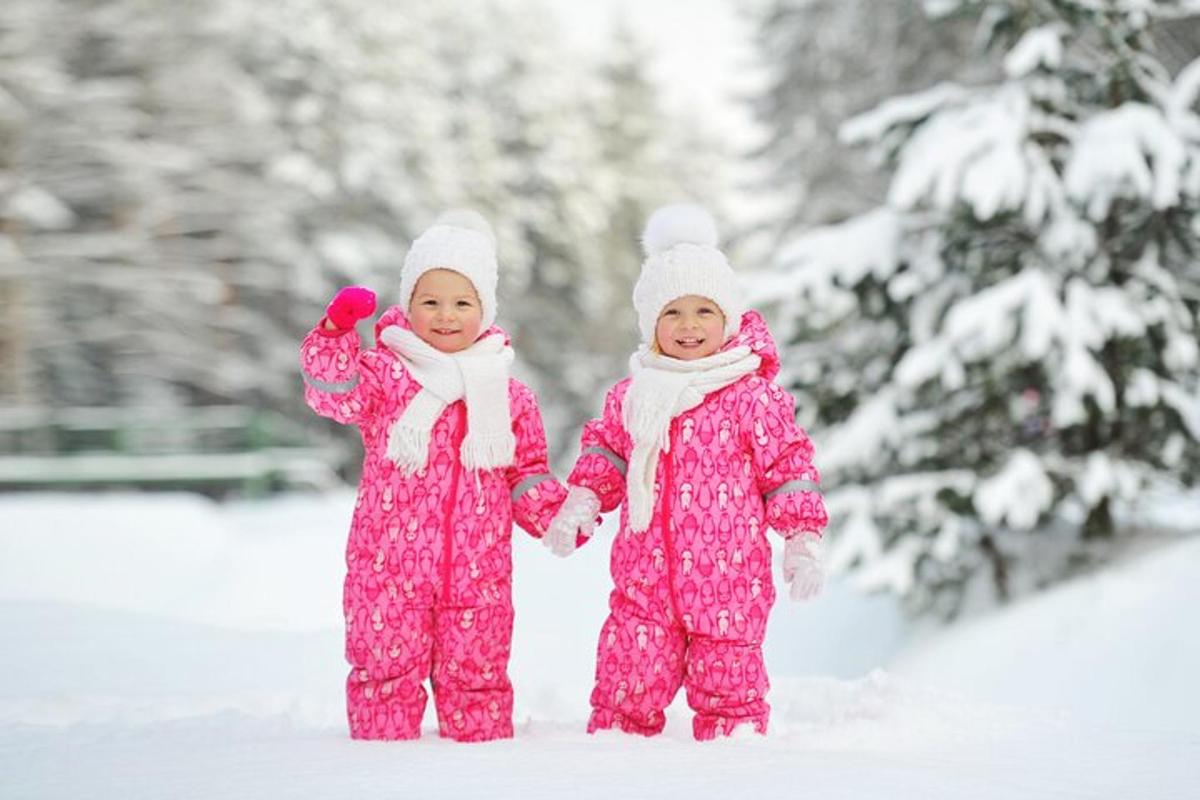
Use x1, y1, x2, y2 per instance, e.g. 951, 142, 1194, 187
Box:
658, 419, 686, 626
440, 404, 467, 607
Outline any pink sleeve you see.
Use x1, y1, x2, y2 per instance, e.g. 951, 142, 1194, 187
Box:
507, 384, 568, 539
566, 383, 629, 514
299, 323, 382, 426
744, 380, 829, 538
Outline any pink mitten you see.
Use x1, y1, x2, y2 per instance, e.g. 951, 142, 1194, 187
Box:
325, 286, 377, 330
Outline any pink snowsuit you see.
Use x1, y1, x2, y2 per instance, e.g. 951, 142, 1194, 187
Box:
301, 306, 566, 742
568, 311, 828, 739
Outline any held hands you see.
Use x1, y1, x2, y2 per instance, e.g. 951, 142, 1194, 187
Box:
325, 286, 377, 330
782, 531, 824, 602
543, 485, 601, 558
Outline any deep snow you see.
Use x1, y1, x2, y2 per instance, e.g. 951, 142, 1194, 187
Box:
1, 491, 1197, 799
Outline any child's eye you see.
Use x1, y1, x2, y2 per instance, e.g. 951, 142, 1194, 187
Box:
662, 309, 679, 317
698, 308, 715, 316
456, 300, 473, 308
422, 300, 437, 307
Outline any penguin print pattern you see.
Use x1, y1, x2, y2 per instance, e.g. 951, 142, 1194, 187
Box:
568, 311, 828, 740
302, 305, 566, 742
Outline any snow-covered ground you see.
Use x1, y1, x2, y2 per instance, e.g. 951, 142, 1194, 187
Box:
1, 491, 1197, 799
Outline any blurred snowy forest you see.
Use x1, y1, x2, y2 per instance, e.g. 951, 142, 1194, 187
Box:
1, 0, 1198, 617
0, 0, 730, 447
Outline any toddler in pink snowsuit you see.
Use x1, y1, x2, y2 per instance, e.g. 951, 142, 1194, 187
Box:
543, 204, 829, 740
301, 210, 567, 742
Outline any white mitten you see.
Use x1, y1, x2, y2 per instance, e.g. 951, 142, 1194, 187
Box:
543, 485, 600, 558
782, 531, 824, 602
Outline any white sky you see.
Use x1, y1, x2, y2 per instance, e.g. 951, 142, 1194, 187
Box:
549, 0, 766, 149
548, 0, 775, 232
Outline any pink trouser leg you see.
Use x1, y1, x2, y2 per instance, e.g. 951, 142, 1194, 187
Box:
685, 637, 770, 740
588, 596, 686, 736
345, 603, 434, 740
432, 604, 515, 742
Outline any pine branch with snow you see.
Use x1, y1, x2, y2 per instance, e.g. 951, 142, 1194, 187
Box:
754, 0, 1200, 617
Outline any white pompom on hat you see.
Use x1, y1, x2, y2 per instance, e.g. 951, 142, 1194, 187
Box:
632, 203, 743, 343
399, 208, 499, 330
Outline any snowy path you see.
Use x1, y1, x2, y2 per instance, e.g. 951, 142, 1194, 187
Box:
1, 493, 1197, 799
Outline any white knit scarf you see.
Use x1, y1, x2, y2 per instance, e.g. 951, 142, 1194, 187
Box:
622, 345, 761, 532
379, 326, 516, 475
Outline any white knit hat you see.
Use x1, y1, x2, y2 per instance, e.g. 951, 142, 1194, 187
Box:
399, 209, 499, 330
632, 204, 742, 343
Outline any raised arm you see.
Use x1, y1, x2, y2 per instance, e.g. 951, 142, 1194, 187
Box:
300, 287, 381, 426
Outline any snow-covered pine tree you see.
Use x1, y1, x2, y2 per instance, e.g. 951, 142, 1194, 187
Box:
757, 0, 1200, 617
749, 0, 988, 232
232, 0, 458, 421
0, 0, 301, 410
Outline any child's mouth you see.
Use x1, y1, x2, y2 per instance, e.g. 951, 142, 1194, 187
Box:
432, 328, 460, 336
675, 337, 705, 348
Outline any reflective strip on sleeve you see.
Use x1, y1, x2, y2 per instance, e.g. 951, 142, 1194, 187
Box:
764, 478, 822, 501
302, 371, 360, 394
511, 472, 554, 503
582, 446, 627, 477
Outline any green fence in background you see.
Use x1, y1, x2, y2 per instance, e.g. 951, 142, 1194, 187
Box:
0, 406, 347, 496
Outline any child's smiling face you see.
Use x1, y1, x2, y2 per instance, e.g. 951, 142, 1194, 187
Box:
654, 295, 726, 360
408, 269, 484, 353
